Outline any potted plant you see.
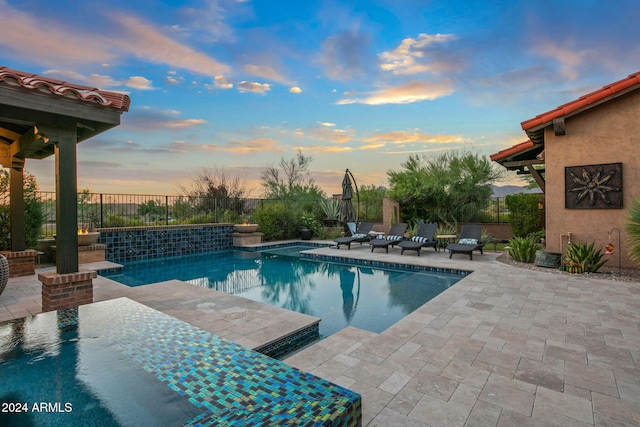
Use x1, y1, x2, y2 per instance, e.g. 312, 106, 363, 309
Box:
319, 198, 340, 227
300, 212, 320, 240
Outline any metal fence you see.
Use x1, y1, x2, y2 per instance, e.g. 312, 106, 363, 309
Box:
35, 191, 509, 236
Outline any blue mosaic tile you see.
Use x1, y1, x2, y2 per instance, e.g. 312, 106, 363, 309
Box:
77, 298, 361, 426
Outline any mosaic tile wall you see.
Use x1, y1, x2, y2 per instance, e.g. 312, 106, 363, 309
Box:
98, 224, 233, 262
78, 298, 361, 426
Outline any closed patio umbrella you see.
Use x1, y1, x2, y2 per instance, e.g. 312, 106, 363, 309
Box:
339, 169, 359, 223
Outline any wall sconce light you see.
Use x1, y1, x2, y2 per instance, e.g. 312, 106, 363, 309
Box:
538, 202, 544, 210
605, 228, 621, 276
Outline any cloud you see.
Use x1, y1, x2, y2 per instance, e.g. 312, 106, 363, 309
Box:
121, 107, 207, 130
308, 126, 354, 144
379, 33, 458, 75
320, 122, 336, 127
43, 69, 121, 88
363, 130, 471, 145
289, 86, 303, 94
0, 3, 116, 65
293, 145, 353, 153
533, 40, 591, 81
109, 13, 231, 77
211, 76, 233, 90
318, 31, 377, 80
337, 80, 453, 105
244, 64, 291, 84
125, 76, 154, 90
202, 137, 282, 153
237, 81, 271, 94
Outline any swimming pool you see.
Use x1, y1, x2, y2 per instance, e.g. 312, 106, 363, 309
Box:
102, 246, 465, 337
0, 298, 360, 426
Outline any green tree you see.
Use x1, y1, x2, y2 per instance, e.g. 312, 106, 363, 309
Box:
138, 200, 165, 222
505, 193, 544, 237
261, 150, 325, 200
387, 150, 504, 225
0, 169, 44, 250
358, 185, 386, 221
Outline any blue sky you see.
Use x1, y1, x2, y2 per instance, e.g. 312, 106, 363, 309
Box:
1, 0, 639, 196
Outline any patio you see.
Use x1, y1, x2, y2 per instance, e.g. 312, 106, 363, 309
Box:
1, 244, 639, 426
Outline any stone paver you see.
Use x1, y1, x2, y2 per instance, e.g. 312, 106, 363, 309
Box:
2, 244, 640, 426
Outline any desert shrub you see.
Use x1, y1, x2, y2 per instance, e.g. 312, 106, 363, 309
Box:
185, 214, 213, 224
0, 170, 44, 250
565, 241, 607, 273
103, 215, 145, 227
507, 236, 541, 263
505, 193, 544, 237
251, 201, 300, 241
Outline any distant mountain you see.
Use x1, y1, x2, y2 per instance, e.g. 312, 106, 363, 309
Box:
491, 185, 542, 198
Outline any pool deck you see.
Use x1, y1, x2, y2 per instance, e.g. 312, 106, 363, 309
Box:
2, 243, 640, 426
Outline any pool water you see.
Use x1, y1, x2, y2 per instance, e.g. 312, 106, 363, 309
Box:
0, 298, 361, 426
102, 248, 463, 337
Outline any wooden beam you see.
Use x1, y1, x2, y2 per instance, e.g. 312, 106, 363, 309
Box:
10, 162, 26, 251
10, 126, 50, 159
553, 117, 566, 136
54, 123, 80, 274
527, 165, 546, 193
0, 127, 20, 141
502, 159, 545, 168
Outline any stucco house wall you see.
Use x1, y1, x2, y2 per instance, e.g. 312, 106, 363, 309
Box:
544, 91, 640, 269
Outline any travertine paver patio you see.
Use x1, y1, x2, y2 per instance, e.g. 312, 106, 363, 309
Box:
1, 245, 639, 426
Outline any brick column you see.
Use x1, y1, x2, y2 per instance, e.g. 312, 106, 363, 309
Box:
0, 250, 38, 277
38, 270, 96, 312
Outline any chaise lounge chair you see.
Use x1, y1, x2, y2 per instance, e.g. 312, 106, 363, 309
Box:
334, 222, 374, 249
368, 223, 407, 253
397, 223, 438, 256
446, 224, 485, 260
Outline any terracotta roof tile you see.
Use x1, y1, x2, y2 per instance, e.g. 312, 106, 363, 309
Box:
521, 71, 640, 131
0, 66, 130, 112
489, 140, 534, 162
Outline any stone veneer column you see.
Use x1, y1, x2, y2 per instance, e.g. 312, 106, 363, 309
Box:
38, 270, 96, 312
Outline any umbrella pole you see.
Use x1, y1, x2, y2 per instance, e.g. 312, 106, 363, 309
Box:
346, 168, 360, 225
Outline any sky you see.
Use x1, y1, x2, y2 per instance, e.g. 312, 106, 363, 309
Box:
1, 0, 639, 197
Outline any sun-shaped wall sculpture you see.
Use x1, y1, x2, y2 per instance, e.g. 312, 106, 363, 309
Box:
565, 163, 622, 209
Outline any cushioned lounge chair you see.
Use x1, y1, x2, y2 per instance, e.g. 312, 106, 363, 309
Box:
334, 222, 374, 249
446, 224, 485, 260
397, 223, 438, 256
368, 223, 407, 253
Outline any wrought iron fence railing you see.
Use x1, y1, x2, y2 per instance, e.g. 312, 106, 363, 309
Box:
32, 191, 509, 237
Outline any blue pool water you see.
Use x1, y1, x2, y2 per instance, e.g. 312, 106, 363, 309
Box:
102, 247, 464, 337
0, 298, 360, 427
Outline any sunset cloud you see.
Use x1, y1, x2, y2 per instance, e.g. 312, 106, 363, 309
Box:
125, 76, 154, 90
244, 64, 291, 85
289, 86, 303, 93
337, 80, 453, 105
202, 138, 282, 154
237, 81, 271, 94
363, 130, 471, 145
379, 33, 458, 75
108, 13, 231, 77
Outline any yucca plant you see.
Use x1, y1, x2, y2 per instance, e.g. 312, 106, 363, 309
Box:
565, 241, 608, 273
626, 196, 640, 266
507, 236, 540, 263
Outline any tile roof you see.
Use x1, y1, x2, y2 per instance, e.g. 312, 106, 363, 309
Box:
490, 71, 640, 164
0, 66, 130, 112
489, 140, 534, 162
521, 71, 640, 131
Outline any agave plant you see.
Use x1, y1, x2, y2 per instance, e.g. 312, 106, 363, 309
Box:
319, 198, 340, 220
565, 241, 608, 273
626, 196, 640, 266
507, 236, 540, 263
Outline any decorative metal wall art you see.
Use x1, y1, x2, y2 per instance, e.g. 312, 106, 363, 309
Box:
565, 162, 622, 209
